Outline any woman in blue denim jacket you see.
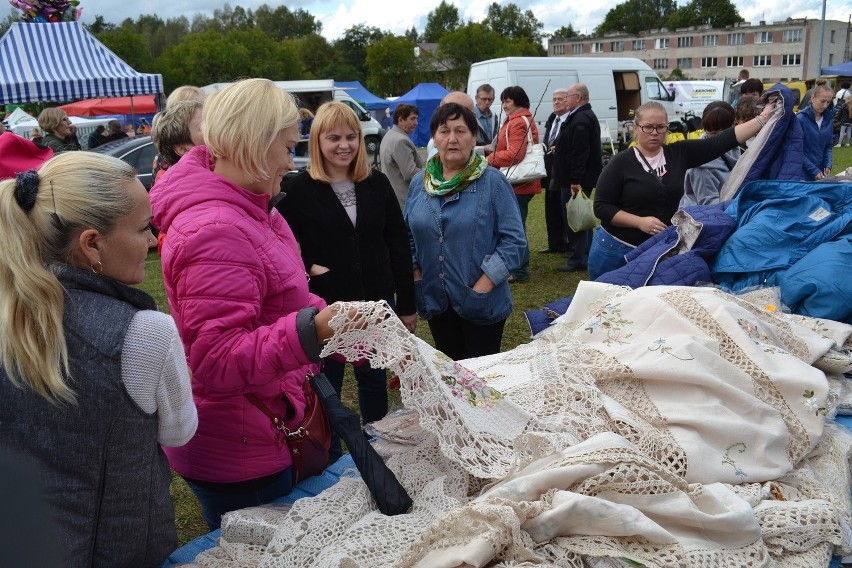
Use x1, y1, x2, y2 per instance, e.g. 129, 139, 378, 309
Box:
404, 103, 526, 360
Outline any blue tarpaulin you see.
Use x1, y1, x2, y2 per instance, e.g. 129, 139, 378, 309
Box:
0, 22, 163, 104
821, 61, 852, 76
334, 80, 390, 111
390, 82, 449, 147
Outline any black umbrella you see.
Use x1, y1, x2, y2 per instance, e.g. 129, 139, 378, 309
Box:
309, 373, 412, 516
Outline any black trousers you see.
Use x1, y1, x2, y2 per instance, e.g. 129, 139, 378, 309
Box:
545, 179, 568, 251
428, 306, 506, 361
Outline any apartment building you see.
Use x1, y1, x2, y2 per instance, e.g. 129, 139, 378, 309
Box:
549, 19, 850, 82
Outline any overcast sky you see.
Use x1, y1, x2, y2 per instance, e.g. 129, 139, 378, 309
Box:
1, 0, 850, 42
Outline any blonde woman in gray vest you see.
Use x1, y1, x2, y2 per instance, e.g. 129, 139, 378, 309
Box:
0, 152, 197, 568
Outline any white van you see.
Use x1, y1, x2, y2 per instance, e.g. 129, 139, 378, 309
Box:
467, 57, 682, 146
667, 80, 731, 117
202, 80, 385, 153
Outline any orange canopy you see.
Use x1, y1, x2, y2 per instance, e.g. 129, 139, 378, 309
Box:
58, 95, 157, 117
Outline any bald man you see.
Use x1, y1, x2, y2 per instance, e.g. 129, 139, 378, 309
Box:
441, 91, 475, 111
427, 91, 487, 159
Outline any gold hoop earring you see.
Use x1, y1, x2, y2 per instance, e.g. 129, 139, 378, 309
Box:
91, 261, 103, 274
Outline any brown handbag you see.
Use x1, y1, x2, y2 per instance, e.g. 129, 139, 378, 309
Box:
245, 373, 331, 485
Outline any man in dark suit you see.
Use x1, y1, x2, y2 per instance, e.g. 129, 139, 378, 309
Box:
552, 83, 602, 272
539, 89, 570, 254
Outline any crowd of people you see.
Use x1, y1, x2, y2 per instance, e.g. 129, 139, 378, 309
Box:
0, 69, 846, 565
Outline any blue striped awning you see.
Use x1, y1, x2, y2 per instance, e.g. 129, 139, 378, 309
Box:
0, 22, 163, 104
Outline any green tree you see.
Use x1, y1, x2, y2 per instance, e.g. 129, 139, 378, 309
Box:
596, 0, 677, 35
423, 1, 461, 43
96, 27, 154, 72
87, 15, 116, 34
0, 13, 16, 37
665, 0, 743, 29
404, 26, 420, 43
438, 23, 503, 89
483, 2, 544, 47
297, 33, 338, 78
157, 29, 306, 90
366, 36, 423, 95
254, 4, 322, 40
334, 24, 387, 82
549, 25, 578, 39
148, 17, 190, 59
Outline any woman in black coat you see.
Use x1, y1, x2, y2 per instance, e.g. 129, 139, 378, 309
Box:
278, 102, 415, 460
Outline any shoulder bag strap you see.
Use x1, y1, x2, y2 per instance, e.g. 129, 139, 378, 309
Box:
245, 393, 286, 430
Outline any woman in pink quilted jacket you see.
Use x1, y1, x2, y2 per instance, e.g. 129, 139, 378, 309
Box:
150, 78, 339, 530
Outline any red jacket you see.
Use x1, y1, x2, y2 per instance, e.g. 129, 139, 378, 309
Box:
487, 108, 542, 196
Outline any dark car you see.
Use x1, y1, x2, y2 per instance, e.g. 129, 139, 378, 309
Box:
91, 135, 157, 190
94, 135, 309, 192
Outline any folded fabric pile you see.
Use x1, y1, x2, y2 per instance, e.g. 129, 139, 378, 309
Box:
185, 288, 852, 567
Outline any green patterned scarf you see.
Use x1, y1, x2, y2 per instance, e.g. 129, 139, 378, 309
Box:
423, 151, 488, 197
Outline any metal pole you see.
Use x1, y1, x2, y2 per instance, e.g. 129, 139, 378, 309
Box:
817, 0, 827, 75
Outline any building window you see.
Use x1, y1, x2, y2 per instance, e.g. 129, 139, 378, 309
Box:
701, 57, 717, 68
633, 39, 646, 50
703, 34, 718, 46
611, 41, 624, 52
571, 43, 584, 54
676, 57, 692, 69
831, 30, 836, 43
728, 32, 744, 45
753, 55, 771, 67
781, 54, 801, 66
782, 29, 802, 42
553, 44, 565, 55
655, 38, 669, 49
653, 58, 668, 69
677, 36, 693, 47
755, 31, 773, 44
591, 42, 604, 53
829, 54, 834, 65
727, 55, 744, 67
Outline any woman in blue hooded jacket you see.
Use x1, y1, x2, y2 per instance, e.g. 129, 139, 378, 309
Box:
797, 81, 834, 181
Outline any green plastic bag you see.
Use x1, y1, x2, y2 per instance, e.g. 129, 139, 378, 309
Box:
565, 190, 599, 232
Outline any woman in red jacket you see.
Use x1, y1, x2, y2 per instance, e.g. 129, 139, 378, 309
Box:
486, 86, 540, 283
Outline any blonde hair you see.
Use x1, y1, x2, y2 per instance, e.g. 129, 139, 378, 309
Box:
166, 85, 206, 107
202, 78, 299, 184
37, 107, 68, 135
298, 108, 314, 120
634, 101, 667, 123
152, 100, 203, 165
308, 102, 370, 183
0, 153, 136, 404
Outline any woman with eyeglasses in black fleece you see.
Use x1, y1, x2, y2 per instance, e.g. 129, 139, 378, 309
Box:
589, 100, 773, 280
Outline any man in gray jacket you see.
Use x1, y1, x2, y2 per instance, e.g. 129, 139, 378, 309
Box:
379, 103, 423, 209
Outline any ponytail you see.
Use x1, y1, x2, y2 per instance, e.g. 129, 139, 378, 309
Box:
0, 153, 136, 404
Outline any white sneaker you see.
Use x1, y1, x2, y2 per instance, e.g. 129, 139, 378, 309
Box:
835, 143, 842, 148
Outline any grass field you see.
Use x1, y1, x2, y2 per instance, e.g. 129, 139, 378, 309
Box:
141, 146, 852, 546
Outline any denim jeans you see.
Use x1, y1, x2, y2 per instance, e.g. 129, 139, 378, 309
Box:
512, 193, 534, 280
185, 472, 293, 531
322, 356, 388, 462
588, 226, 636, 280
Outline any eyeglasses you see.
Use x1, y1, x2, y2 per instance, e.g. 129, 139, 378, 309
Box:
567, 93, 580, 99
636, 123, 669, 134
476, 96, 494, 102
